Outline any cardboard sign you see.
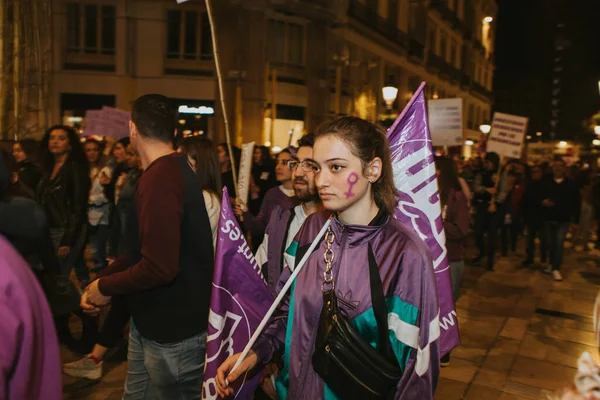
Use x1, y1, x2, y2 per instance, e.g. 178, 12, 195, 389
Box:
427, 98, 463, 146
101, 106, 131, 138
83, 110, 106, 135
487, 112, 529, 158
237, 142, 255, 204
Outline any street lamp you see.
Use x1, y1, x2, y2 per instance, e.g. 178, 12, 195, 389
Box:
559, 141, 567, 147
382, 85, 399, 110
595, 125, 600, 135
536, 131, 543, 137
483, 16, 493, 23
593, 139, 600, 146
479, 124, 491, 134
465, 140, 474, 146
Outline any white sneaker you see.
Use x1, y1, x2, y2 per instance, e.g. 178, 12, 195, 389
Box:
63, 356, 102, 380
543, 266, 552, 274
552, 270, 563, 281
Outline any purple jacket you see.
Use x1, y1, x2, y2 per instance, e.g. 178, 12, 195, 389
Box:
0, 236, 62, 400
253, 211, 440, 399
443, 189, 470, 262
243, 186, 299, 236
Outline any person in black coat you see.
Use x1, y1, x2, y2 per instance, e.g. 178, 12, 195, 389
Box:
521, 164, 547, 266
540, 159, 580, 281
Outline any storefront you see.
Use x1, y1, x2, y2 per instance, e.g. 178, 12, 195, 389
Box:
61, 93, 116, 131
262, 104, 306, 151
171, 98, 216, 139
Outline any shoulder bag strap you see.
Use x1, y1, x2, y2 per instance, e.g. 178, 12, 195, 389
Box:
280, 208, 297, 272
367, 243, 396, 362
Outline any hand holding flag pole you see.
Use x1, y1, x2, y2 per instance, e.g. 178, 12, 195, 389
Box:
224, 219, 332, 386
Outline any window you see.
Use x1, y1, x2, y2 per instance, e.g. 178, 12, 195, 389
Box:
468, 104, 474, 129
66, 3, 115, 55
268, 19, 305, 67
450, 41, 459, 68
427, 22, 437, 54
167, 10, 213, 61
439, 31, 448, 61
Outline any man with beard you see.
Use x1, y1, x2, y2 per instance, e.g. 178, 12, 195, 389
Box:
253, 133, 323, 400
254, 134, 324, 295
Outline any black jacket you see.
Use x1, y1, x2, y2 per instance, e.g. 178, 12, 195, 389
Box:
37, 160, 90, 247
540, 177, 579, 223
521, 179, 546, 222
17, 161, 42, 198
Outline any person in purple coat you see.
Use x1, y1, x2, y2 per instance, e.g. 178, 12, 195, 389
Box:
217, 116, 440, 399
235, 148, 300, 240
0, 235, 62, 400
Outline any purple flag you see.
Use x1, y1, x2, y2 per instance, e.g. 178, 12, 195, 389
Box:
202, 187, 274, 400
387, 82, 460, 357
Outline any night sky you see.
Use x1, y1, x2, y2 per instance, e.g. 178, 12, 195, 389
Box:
493, 0, 600, 141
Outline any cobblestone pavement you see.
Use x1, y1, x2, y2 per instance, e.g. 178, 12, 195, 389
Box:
62, 241, 600, 399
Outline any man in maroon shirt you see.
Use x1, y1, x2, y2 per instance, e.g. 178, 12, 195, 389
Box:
83, 94, 214, 399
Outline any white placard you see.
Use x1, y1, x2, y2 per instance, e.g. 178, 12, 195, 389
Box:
427, 98, 463, 146
237, 142, 255, 204
486, 112, 529, 159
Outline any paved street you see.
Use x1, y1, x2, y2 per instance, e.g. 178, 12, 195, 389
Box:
62, 242, 600, 400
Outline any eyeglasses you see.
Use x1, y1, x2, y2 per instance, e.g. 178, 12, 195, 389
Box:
288, 160, 319, 173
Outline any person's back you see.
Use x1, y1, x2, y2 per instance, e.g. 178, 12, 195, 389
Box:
86, 94, 214, 398
0, 235, 62, 400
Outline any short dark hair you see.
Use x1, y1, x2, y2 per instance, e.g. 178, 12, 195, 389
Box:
131, 94, 176, 144
297, 133, 315, 148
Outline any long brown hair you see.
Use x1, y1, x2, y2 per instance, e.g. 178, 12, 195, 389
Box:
180, 137, 222, 197
434, 156, 462, 207
314, 116, 398, 215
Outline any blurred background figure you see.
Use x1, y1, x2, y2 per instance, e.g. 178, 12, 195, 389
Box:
249, 145, 277, 215
36, 125, 97, 352
105, 137, 130, 260
83, 138, 113, 273
12, 139, 42, 198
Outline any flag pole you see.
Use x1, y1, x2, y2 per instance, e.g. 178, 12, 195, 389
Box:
205, 0, 238, 196
226, 219, 332, 385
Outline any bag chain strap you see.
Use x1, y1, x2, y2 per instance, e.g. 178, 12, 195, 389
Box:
322, 226, 335, 293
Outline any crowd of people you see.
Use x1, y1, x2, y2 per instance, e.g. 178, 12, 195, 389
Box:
0, 93, 599, 399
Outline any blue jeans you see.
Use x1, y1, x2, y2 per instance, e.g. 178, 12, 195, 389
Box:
123, 321, 207, 400
544, 222, 569, 271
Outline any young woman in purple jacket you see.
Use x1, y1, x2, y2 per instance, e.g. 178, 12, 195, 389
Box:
216, 117, 440, 399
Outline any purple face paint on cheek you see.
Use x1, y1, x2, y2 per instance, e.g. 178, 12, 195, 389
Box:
344, 172, 359, 199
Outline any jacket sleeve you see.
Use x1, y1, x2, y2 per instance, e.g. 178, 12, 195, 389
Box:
242, 190, 272, 236
443, 192, 470, 242
392, 243, 440, 399
60, 163, 90, 247
98, 166, 183, 296
0, 302, 20, 397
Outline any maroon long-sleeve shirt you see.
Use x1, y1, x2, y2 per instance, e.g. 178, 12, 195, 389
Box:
98, 153, 214, 343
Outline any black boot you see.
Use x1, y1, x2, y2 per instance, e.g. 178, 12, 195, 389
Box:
54, 314, 76, 350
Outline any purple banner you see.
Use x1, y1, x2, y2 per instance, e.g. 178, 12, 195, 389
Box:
386, 82, 460, 357
202, 188, 274, 400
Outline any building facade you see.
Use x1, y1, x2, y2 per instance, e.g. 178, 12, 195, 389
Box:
46, 0, 497, 148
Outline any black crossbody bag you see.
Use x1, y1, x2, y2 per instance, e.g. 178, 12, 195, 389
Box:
311, 227, 403, 399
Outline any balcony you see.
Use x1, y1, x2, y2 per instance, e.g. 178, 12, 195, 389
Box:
348, 0, 409, 49
409, 39, 425, 61
426, 52, 445, 72
472, 81, 493, 99
430, 1, 462, 31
